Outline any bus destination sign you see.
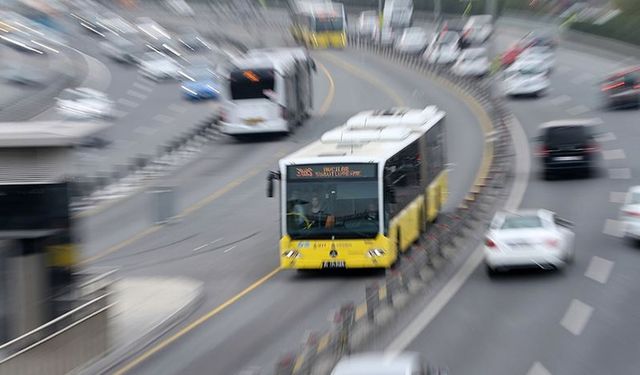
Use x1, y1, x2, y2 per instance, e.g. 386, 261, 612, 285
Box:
288, 164, 376, 180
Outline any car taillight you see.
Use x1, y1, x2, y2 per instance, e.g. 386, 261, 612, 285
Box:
624, 210, 640, 218
584, 143, 599, 153
545, 238, 558, 248
485, 238, 496, 248
601, 82, 624, 91
536, 145, 549, 157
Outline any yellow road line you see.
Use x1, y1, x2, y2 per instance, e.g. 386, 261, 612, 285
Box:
316, 61, 335, 116
112, 267, 281, 375
113, 51, 409, 375
319, 51, 405, 106
317, 333, 331, 353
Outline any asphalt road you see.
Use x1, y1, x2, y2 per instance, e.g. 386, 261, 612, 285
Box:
391, 23, 640, 375
76, 20, 487, 374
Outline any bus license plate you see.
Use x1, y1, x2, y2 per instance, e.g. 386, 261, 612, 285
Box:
322, 261, 346, 269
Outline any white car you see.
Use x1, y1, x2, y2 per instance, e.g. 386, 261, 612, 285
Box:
503, 61, 550, 97
518, 45, 555, 73
357, 10, 378, 39
620, 186, 640, 240
484, 209, 575, 275
395, 27, 429, 54
331, 352, 447, 375
424, 31, 460, 64
463, 14, 493, 44
138, 52, 182, 81
56, 87, 114, 119
451, 47, 490, 77
373, 26, 395, 46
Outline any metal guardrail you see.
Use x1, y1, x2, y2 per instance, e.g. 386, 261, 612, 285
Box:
274, 36, 515, 375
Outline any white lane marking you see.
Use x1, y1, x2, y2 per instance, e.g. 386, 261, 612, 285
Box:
566, 104, 590, 116
193, 238, 223, 252
549, 94, 572, 106
386, 116, 531, 352
560, 299, 594, 336
168, 103, 187, 113
571, 72, 595, 85
117, 98, 140, 108
602, 149, 626, 161
603, 219, 624, 238
134, 126, 156, 135
192, 243, 208, 252
596, 132, 616, 142
527, 362, 552, 375
610, 191, 627, 204
153, 114, 174, 124
127, 89, 148, 100
584, 256, 614, 284
609, 168, 631, 179
133, 82, 153, 92
223, 245, 237, 253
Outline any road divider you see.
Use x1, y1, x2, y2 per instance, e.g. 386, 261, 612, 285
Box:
274, 36, 516, 375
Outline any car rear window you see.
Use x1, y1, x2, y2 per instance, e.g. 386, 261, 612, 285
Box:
544, 126, 588, 147
501, 215, 542, 229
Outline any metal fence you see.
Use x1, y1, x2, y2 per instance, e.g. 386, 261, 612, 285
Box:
274, 36, 514, 375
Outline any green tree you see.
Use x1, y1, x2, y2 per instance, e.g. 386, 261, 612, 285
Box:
613, 0, 640, 14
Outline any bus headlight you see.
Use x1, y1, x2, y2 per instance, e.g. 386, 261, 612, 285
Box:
283, 250, 301, 258
367, 249, 386, 257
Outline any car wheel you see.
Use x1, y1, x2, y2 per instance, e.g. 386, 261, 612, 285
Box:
543, 169, 554, 180
486, 264, 498, 278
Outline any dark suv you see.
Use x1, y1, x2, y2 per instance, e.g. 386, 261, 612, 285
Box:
601, 67, 640, 109
536, 120, 600, 179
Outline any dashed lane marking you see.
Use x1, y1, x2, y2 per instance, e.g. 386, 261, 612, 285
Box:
585, 256, 614, 284
602, 149, 626, 161
609, 168, 631, 179
610, 191, 627, 204
603, 219, 624, 238
527, 362, 552, 375
596, 132, 616, 142
566, 104, 590, 116
560, 299, 594, 336
153, 114, 174, 124
223, 245, 237, 253
127, 89, 148, 100
117, 98, 140, 108
549, 94, 571, 106
133, 82, 153, 92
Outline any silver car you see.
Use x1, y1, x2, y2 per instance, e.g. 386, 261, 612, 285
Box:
331, 352, 448, 375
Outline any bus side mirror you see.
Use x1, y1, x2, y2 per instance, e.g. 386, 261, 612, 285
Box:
266, 171, 280, 198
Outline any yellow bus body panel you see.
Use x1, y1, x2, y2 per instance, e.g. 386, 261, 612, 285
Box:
303, 31, 346, 49
280, 234, 395, 269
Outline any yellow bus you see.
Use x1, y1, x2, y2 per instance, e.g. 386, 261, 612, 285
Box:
290, 1, 346, 49
267, 106, 447, 269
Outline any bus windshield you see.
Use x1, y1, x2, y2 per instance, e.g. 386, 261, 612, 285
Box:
314, 16, 344, 32
286, 164, 379, 239
229, 68, 275, 100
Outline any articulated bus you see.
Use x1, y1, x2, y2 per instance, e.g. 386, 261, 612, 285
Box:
267, 106, 447, 269
290, 0, 347, 49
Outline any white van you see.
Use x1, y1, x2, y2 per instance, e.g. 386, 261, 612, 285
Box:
220, 49, 315, 136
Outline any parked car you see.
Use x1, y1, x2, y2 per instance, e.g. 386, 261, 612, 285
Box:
56, 87, 114, 119
395, 27, 429, 54
485, 209, 575, 275
100, 34, 144, 64
177, 27, 211, 52
463, 14, 493, 44
452, 47, 490, 77
601, 66, 640, 109
534, 119, 601, 179
357, 10, 378, 39
423, 31, 461, 64
517, 45, 555, 73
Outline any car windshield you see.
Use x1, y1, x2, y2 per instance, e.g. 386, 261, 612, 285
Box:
629, 192, 640, 204
438, 32, 458, 45
501, 215, 542, 229
286, 164, 379, 239
544, 126, 588, 147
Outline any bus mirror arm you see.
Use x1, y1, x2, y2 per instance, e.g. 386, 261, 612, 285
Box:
384, 185, 396, 204
267, 171, 281, 198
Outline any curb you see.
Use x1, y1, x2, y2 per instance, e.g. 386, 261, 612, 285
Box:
74, 280, 204, 375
